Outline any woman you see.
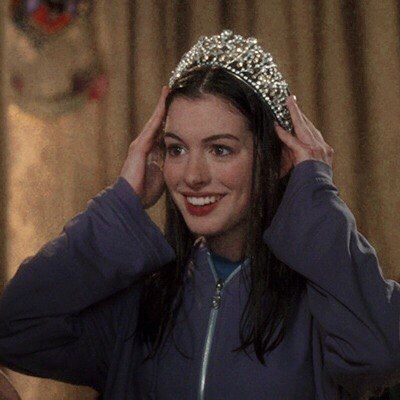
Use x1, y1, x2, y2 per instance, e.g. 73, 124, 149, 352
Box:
0, 31, 399, 399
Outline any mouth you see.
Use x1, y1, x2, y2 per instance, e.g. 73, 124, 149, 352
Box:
182, 194, 226, 216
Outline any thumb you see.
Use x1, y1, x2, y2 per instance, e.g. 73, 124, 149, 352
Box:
274, 122, 305, 156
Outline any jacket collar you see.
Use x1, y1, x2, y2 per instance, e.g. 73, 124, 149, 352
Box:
189, 235, 251, 283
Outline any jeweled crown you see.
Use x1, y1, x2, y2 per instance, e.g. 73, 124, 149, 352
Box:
169, 29, 293, 133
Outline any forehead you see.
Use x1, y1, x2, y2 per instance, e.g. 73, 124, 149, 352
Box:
164, 94, 251, 140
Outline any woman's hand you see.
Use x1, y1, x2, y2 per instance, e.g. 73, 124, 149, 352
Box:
120, 85, 170, 209
275, 95, 334, 179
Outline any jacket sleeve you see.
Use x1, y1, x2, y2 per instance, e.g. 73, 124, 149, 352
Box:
262, 160, 400, 397
0, 177, 176, 392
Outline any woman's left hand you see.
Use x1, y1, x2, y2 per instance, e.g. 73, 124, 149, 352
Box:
275, 95, 334, 179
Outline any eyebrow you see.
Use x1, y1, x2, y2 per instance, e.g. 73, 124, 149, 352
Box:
163, 132, 240, 144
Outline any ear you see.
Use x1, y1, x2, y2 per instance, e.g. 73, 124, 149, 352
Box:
279, 145, 293, 179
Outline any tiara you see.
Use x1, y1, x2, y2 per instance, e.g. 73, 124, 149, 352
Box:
168, 29, 293, 133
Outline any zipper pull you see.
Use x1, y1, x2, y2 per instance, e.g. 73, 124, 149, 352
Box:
212, 279, 224, 309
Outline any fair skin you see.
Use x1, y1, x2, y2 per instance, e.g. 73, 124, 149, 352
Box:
162, 94, 254, 262
120, 86, 334, 261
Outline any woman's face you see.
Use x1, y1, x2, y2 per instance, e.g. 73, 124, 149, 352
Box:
162, 94, 254, 243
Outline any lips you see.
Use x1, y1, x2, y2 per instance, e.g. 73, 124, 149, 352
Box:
183, 194, 225, 216
185, 194, 224, 205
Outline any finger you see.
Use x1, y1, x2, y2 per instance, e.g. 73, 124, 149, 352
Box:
148, 86, 170, 126
133, 87, 170, 157
299, 112, 335, 155
301, 112, 326, 144
285, 96, 306, 134
143, 86, 170, 136
274, 122, 303, 150
301, 115, 334, 156
286, 96, 316, 145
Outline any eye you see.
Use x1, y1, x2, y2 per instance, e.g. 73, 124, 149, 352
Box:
165, 144, 185, 157
164, 144, 234, 158
212, 145, 233, 157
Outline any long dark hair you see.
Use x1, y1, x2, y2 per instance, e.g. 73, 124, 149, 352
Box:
135, 65, 306, 365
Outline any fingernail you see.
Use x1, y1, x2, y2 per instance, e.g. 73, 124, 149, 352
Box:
293, 95, 297, 102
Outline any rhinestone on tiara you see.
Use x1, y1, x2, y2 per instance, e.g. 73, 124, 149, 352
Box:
169, 29, 293, 133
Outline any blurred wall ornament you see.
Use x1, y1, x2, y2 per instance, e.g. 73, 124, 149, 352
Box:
7, 0, 108, 117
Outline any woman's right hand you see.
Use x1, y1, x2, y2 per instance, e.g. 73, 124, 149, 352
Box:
120, 85, 170, 209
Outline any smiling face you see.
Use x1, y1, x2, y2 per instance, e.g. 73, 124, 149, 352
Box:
162, 94, 254, 259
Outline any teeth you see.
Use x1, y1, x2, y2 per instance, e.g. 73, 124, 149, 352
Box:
186, 195, 222, 206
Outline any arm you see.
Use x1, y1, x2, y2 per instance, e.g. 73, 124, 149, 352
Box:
0, 177, 175, 391
262, 160, 400, 396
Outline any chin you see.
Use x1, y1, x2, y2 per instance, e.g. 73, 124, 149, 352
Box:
173, 196, 230, 237
184, 219, 227, 238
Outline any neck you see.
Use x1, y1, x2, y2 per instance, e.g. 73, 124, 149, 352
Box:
204, 225, 247, 263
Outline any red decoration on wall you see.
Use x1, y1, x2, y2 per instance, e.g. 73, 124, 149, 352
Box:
7, 0, 108, 116
10, 0, 88, 39
31, 4, 73, 34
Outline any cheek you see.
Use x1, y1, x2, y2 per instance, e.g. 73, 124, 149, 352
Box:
233, 165, 253, 209
162, 161, 180, 188
220, 159, 253, 190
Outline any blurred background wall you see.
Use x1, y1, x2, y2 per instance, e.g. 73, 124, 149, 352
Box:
0, 1, 399, 399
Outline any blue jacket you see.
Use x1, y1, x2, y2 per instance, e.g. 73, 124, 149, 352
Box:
0, 160, 399, 399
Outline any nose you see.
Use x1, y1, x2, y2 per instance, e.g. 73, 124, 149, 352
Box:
183, 152, 211, 188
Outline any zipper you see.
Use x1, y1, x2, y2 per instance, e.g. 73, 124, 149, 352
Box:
197, 252, 246, 400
